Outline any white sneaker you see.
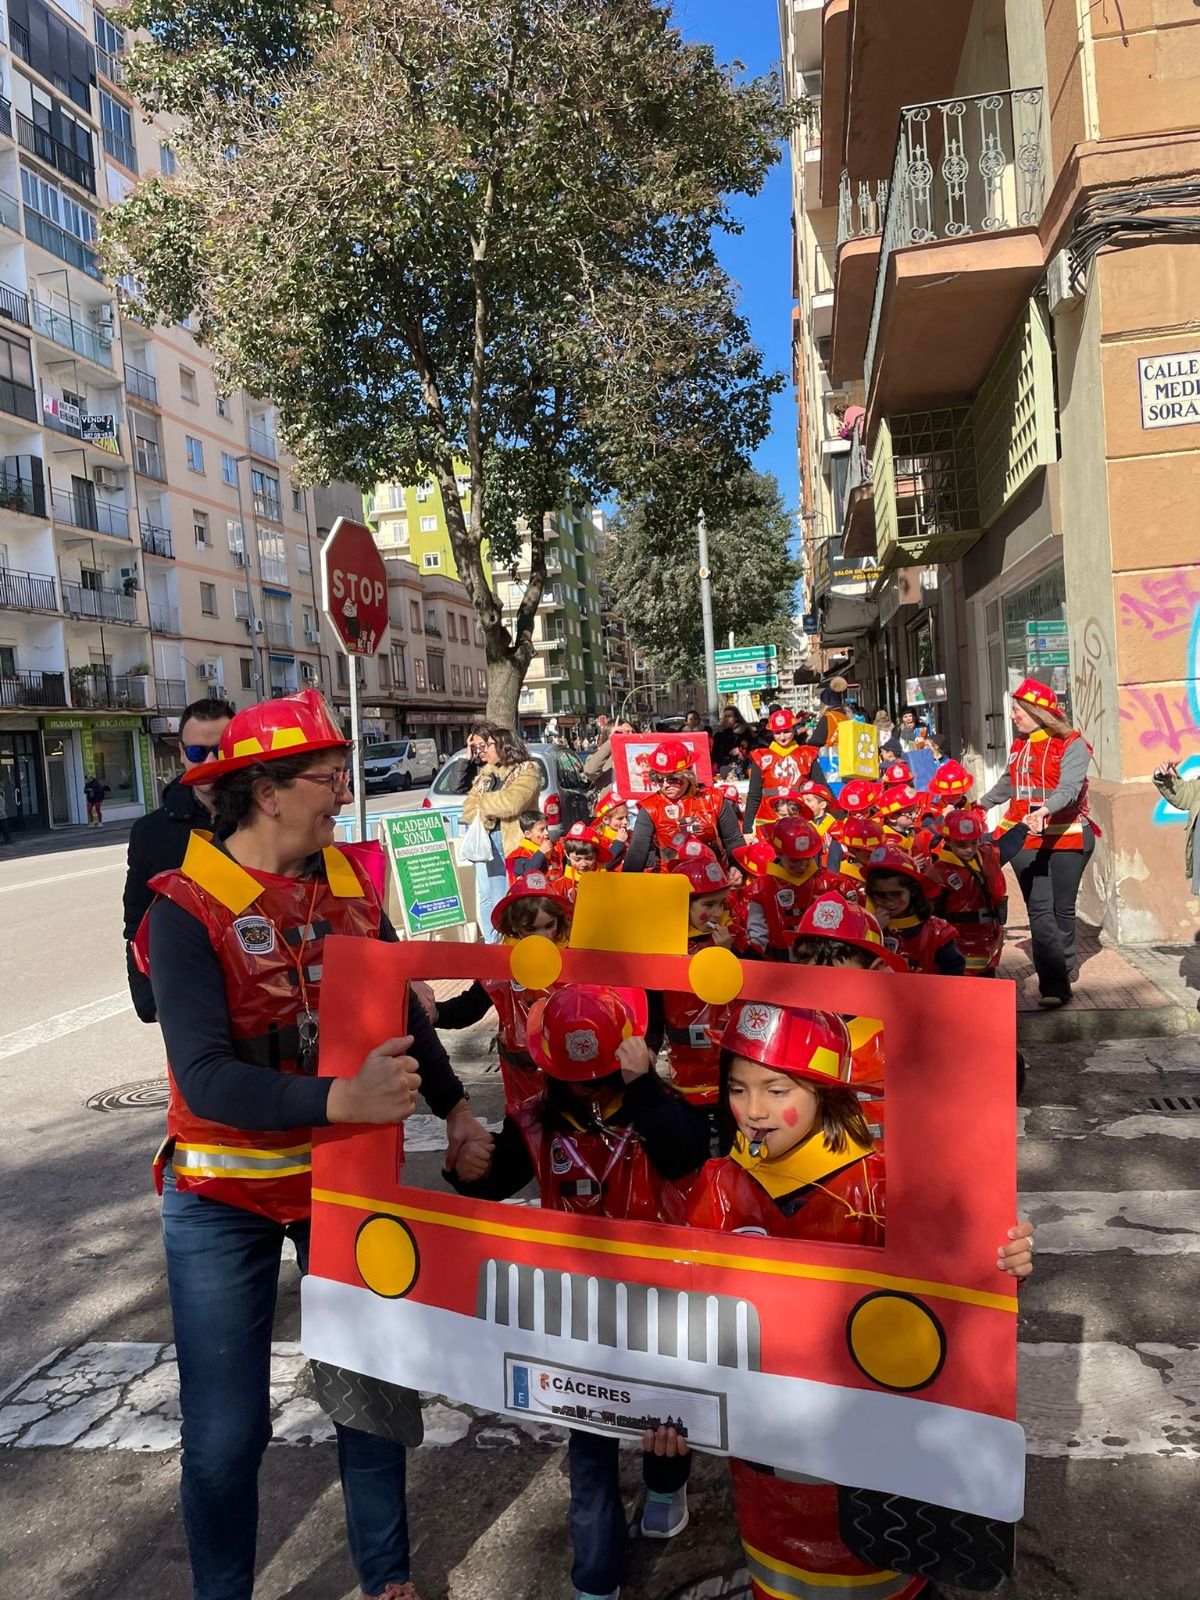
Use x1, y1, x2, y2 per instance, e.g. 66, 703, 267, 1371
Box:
641, 1486, 689, 1539
573, 1590, 620, 1600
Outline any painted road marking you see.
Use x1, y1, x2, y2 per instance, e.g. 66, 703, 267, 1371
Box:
0, 992, 133, 1062
3, 1339, 1198, 1458
0, 862, 124, 895
1019, 1191, 1200, 1253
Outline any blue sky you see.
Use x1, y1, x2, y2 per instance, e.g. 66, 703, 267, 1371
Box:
672, 0, 798, 517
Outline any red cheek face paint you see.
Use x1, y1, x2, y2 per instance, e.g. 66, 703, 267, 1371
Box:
731, 1104, 748, 1125
782, 1106, 799, 1128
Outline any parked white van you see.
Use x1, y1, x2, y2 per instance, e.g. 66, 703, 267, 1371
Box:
362, 738, 439, 793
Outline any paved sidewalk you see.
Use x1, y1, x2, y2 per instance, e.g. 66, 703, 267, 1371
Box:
1, 820, 134, 862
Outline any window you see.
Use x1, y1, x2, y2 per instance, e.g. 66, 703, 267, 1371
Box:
410, 601, 421, 631
0, 329, 34, 397
296, 542, 311, 574
336, 655, 348, 688
179, 367, 197, 403
378, 655, 390, 689
459, 614, 470, 639
479, 669, 487, 692
233, 588, 249, 620
159, 142, 177, 176
419, 515, 437, 534
257, 528, 287, 585
240, 658, 253, 689
415, 481, 432, 503
227, 518, 244, 559
215, 395, 228, 419
425, 608, 438, 631
392, 647, 407, 689
422, 551, 441, 569
221, 451, 237, 486
20, 169, 98, 249
446, 613, 456, 641
185, 436, 204, 473
302, 608, 317, 641
455, 475, 470, 499
428, 655, 446, 693
292, 487, 303, 512
193, 511, 210, 547
463, 666, 473, 694
100, 90, 137, 171
199, 581, 217, 616
251, 467, 281, 521
414, 658, 426, 691
451, 663, 461, 694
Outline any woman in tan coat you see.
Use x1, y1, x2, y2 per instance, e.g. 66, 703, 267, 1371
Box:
461, 725, 542, 940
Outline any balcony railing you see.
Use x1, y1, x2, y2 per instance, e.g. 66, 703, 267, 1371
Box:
154, 676, 186, 709
247, 422, 277, 460
140, 520, 174, 558
0, 667, 66, 707
837, 171, 890, 250
264, 620, 294, 649
0, 565, 57, 611
864, 86, 1046, 385
31, 299, 113, 368
23, 208, 102, 279
16, 112, 96, 194
0, 97, 11, 141
51, 489, 131, 539
125, 364, 158, 404
0, 279, 31, 327
72, 669, 149, 708
135, 440, 166, 481
149, 602, 180, 634
101, 126, 137, 172
0, 188, 18, 234
0, 471, 47, 518
10, 21, 29, 65
62, 581, 139, 624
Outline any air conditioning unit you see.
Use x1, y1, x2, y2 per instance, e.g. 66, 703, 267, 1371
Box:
304, 628, 319, 644
92, 466, 122, 490
195, 662, 219, 681
301, 662, 318, 683
232, 549, 246, 566
97, 305, 116, 328
253, 618, 264, 634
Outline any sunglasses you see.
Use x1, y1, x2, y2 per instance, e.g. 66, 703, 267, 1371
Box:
294, 768, 352, 793
181, 743, 221, 763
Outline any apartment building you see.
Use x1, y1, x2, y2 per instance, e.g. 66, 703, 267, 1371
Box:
782, 0, 1200, 942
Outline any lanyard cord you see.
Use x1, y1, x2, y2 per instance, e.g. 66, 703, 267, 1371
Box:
258, 876, 323, 1017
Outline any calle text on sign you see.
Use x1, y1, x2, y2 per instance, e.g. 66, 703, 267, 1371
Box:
320, 516, 389, 657
1138, 351, 1200, 430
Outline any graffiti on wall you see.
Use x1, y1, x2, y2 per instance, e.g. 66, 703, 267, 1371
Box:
1118, 568, 1200, 771
1073, 617, 1109, 753
1118, 567, 1200, 641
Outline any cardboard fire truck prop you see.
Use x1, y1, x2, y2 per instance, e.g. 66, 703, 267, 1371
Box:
304, 875, 1024, 1524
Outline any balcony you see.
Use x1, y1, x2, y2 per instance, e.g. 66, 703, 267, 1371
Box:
0, 189, 17, 235
72, 668, 149, 708
154, 676, 186, 709
52, 489, 131, 540
0, 471, 47, 519
31, 299, 113, 369
864, 87, 1047, 421
253, 492, 283, 522
264, 621, 293, 649
101, 127, 136, 172
840, 422, 876, 557
135, 440, 166, 481
818, 0, 851, 205
0, 667, 66, 708
0, 278, 30, 328
0, 566, 57, 612
831, 172, 888, 383
125, 365, 158, 405
16, 112, 96, 194
0, 376, 38, 424
62, 581, 139, 624
140, 520, 174, 558
23, 208, 102, 280
0, 98, 10, 141
96, 47, 125, 87
424, 622, 442, 639
149, 601, 180, 633
247, 422, 277, 460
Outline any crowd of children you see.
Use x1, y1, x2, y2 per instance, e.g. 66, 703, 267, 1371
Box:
413, 736, 1035, 1600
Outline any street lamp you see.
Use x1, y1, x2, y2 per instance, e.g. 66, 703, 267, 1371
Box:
232, 453, 264, 701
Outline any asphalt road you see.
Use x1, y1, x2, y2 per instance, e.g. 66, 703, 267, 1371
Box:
1, 827, 1197, 1599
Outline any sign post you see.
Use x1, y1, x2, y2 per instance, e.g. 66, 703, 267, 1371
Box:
320, 516, 390, 842
382, 812, 466, 935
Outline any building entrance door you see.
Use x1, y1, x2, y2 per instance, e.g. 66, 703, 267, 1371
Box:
0, 731, 48, 832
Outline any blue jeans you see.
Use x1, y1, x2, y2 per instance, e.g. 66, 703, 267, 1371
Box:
474, 832, 508, 943
162, 1177, 409, 1600
568, 1429, 691, 1595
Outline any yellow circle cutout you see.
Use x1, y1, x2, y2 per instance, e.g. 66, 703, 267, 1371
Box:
355, 1215, 420, 1299
689, 944, 744, 1006
846, 1292, 946, 1392
509, 933, 564, 992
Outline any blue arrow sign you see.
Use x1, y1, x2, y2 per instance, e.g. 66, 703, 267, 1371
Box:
412, 896, 462, 917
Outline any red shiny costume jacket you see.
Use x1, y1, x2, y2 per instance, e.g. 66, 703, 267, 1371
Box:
999, 730, 1093, 850
484, 979, 552, 1108
141, 832, 382, 1223
688, 1136, 921, 1600
928, 845, 1007, 972
661, 932, 734, 1105
751, 742, 817, 826
741, 862, 822, 956
882, 914, 961, 974
637, 787, 728, 859
512, 1097, 687, 1225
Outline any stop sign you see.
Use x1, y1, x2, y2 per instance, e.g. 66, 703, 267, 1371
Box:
320, 516, 389, 657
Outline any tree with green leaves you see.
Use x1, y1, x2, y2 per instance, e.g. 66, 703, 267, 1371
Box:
605, 470, 800, 684
105, 0, 793, 723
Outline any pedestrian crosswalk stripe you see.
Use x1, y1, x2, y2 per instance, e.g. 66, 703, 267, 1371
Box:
0, 991, 133, 1062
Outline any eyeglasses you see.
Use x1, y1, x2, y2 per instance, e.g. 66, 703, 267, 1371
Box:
294, 768, 352, 793
181, 743, 221, 763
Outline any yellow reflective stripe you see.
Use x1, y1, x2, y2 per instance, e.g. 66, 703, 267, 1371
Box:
743, 1539, 909, 1597
174, 1160, 313, 1181
180, 831, 263, 914
175, 1140, 313, 1159
174, 1144, 313, 1179
322, 846, 363, 899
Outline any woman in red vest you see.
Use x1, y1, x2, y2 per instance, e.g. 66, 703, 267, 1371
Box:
978, 677, 1097, 1008
139, 691, 490, 1600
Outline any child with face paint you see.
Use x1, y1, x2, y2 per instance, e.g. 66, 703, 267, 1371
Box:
446, 984, 712, 1599
687, 1000, 1035, 1600
622, 739, 743, 872
864, 846, 967, 975
551, 821, 613, 901
505, 808, 552, 882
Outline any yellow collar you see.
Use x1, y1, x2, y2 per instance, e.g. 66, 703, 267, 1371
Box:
770, 740, 797, 759
730, 1128, 874, 1199
767, 860, 817, 886
888, 913, 922, 931
180, 831, 361, 914
1028, 729, 1050, 744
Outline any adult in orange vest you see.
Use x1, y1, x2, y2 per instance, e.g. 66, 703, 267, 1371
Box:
138, 690, 490, 1600
978, 677, 1097, 1008
802, 674, 851, 751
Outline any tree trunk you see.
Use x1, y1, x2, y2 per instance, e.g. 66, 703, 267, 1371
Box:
485, 641, 530, 730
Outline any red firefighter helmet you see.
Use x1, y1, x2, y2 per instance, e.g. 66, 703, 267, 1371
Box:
186, 689, 347, 786
527, 984, 646, 1083
877, 783, 921, 819
669, 851, 731, 895
864, 844, 939, 894
593, 787, 627, 820
880, 760, 912, 786
940, 809, 987, 847
760, 816, 823, 863
1012, 676, 1059, 712
491, 871, 571, 933
649, 739, 695, 776
720, 1002, 853, 1086
797, 894, 908, 972
834, 815, 886, 853
798, 778, 835, 807
560, 821, 612, 863
771, 785, 804, 808
838, 779, 881, 815
767, 708, 797, 736
733, 838, 776, 877
929, 759, 974, 797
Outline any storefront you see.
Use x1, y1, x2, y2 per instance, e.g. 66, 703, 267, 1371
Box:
40, 713, 156, 826
0, 720, 49, 834
972, 557, 1069, 792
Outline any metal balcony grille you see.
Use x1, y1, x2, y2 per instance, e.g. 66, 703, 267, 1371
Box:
0, 667, 66, 707
52, 490, 130, 539
140, 521, 174, 558
837, 171, 890, 249
16, 111, 95, 193
0, 566, 57, 611
31, 298, 112, 367
149, 602, 180, 633
62, 581, 138, 624
125, 365, 158, 405
154, 676, 186, 708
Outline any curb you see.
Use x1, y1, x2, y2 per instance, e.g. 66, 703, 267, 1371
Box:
1018, 1002, 1200, 1044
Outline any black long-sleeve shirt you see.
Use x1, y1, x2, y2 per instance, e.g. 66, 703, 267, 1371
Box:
445, 1072, 710, 1202
622, 797, 743, 874
149, 901, 465, 1130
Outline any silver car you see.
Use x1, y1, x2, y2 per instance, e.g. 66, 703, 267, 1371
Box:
422, 742, 594, 839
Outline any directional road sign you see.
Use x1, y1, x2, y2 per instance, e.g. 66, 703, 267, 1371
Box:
715, 645, 778, 664
719, 675, 780, 693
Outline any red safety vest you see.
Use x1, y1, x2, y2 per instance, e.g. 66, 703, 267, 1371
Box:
930, 844, 1007, 973
638, 788, 727, 858
741, 861, 822, 955
513, 1097, 687, 1225
140, 832, 382, 1223
751, 742, 817, 825
661, 933, 733, 1105
999, 730, 1093, 850
485, 978, 551, 1109
882, 913, 961, 975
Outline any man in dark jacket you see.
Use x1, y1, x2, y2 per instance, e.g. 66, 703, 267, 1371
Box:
122, 697, 234, 1021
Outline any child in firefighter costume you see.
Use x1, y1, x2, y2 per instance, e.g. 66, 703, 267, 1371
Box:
823, 814, 886, 905
622, 738, 743, 872
505, 808, 551, 882
797, 777, 839, 841
552, 821, 615, 900
592, 789, 631, 860
423, 871, 572, 1107
734, 817, 825, 959
875, 783, 924, 854
863, 846, 966, 975
926, 812, 1032, 976
446, 985, 711, 1600
913, 760, 985, 857
686, 1000, 1034, 1600
136, 690, 491, 1600
744, 708, 817, 831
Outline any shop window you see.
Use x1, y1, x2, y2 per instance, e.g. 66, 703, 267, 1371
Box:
91, 728, 137, 804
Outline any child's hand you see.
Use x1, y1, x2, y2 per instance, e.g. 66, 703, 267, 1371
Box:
450, 1133, 495, 1183
617, 1037, 655, 1082
643, 1421, 689, 1457
708, 922, 734, 948
998, 1220, 1034, 1279
411, 980, 438, 1022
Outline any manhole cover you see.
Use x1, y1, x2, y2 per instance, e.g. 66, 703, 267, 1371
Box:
1142, 1095, 1200, 1114
86, 1079, 170, 1113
